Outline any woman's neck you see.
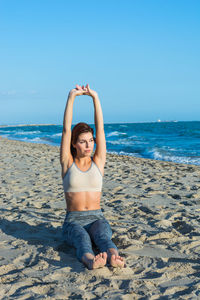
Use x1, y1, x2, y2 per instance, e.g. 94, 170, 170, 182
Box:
75, 156, 92, 165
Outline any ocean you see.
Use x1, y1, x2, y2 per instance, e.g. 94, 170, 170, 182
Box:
0, 121, 200, 166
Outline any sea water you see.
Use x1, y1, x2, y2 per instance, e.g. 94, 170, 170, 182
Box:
0, 121, 200, 166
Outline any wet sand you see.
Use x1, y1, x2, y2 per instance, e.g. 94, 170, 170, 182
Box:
0, 137, 200, 299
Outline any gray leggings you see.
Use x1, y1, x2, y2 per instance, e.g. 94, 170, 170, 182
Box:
62, 209, 118, 262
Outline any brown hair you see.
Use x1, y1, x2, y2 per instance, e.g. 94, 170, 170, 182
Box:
71, 122, 95, 158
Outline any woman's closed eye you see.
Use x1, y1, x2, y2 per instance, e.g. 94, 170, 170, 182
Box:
79, 139, 94, 144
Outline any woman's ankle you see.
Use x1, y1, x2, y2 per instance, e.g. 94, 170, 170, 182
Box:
107, 248, 118, 260
81, 252, 94, 263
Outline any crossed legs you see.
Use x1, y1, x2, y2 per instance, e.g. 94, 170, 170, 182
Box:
63, 219, 125, 269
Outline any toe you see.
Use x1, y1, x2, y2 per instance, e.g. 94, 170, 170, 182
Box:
103, 252, 107, 259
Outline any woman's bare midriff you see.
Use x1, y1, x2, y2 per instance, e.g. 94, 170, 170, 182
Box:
65, 191, 101, 211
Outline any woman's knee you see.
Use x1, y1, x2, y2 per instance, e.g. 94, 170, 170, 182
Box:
89, 219, 113, 240
63, 222, 92, 247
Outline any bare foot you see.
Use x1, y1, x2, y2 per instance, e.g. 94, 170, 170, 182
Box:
110, 254, 125, 268
82, 252, 107, 270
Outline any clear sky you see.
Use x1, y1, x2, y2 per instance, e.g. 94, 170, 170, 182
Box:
0, 0, 200, 125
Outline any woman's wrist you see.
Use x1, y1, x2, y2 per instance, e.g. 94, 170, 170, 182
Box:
68, 91, 76, 101
92, 93, 99, 100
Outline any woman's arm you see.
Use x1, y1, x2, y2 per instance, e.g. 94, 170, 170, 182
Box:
60, 86, 86, 166
60, 92, 75, 165
84, 84, 106, 170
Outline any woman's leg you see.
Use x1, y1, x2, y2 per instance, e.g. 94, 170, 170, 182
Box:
87, 219, 125, 268
62, 222, 107, 269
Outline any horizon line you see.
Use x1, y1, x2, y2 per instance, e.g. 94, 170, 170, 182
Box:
0, 120, 200, 127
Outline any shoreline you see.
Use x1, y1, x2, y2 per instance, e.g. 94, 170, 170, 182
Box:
1, 122, 200, 167
0, 137, 200, 298
0, 135, 199, 168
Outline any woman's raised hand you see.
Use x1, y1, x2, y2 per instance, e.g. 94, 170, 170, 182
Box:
69, 84, 98, 99
69, 85, 85, 97
84, 84, 98, 99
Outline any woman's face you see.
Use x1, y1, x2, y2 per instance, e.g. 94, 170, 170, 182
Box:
73, 132, 94, 157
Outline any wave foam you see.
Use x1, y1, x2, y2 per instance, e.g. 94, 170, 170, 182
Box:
14, 130, 41, 135
107, 150, 141, 157
151, 148, 200, 165
107, 131, 127, 137
108, 139, 133, 146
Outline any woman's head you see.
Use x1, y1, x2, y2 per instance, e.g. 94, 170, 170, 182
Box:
71, 122, 95, 158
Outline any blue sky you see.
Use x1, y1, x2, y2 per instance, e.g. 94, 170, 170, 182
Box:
0, 0, 200, 125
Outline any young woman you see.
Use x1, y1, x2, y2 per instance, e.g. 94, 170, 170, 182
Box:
60, 84, 125, 270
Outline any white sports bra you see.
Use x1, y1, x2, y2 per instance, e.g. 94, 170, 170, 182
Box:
63, 159, 103, 193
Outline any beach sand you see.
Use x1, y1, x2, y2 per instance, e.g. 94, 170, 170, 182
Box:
0, 137, 200, 299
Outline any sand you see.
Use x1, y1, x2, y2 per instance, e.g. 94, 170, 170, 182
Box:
0, 137, 200, 299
